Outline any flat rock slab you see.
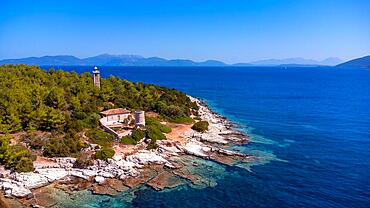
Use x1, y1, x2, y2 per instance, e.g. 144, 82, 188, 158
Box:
209, 153, 242, 166
55, 177, 93, 193
147, 171, 186, 191
172, 168, 204, 187
32, 184, 59, 208
105, 179, 130, 192
0, 193, 24, 208
91, 185, 118, 196
122, 166, 160, 188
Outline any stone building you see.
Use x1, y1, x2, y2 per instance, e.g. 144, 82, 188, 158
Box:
135, 110, 146, 127
99, 108, 133, 138
99, 108, 147, 139
100, 108, 131, 126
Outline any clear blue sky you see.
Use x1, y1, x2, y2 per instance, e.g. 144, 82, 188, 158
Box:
0, 0, 369, 63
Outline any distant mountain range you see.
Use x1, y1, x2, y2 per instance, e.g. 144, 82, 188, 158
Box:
249, 57, 342, 66
336, 55, 370, 68
0, 54, 229, 67
0, 54, 355, 67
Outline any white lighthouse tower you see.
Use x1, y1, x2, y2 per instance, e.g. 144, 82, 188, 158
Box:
92, 66, 101, 89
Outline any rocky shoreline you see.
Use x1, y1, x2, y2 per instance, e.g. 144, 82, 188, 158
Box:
0, 96, 252, 207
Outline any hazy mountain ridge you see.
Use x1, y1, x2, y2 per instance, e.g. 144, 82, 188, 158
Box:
0, 54, 345, 66
336, 55, 370, 68
0, 54, 228, 66
249, 57, 342, 66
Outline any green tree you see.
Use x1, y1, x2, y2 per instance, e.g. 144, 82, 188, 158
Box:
0, 135, 35, 172
94, 147, 115, 161
45, 87, 67, 109
42, 107, 66, 130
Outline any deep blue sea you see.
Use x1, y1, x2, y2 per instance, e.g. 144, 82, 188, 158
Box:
45, 66, 370, 208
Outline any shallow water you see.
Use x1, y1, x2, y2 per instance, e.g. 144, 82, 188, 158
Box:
45, 66, 370, 208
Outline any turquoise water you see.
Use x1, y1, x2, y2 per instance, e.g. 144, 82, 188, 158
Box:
47, 66, 370, 208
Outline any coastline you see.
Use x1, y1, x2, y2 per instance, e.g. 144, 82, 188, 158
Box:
0, 96, 252, 207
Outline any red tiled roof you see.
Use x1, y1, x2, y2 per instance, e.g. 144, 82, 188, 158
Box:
100, 108, 131, 116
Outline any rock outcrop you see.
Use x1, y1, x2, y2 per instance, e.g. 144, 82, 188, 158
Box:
0, 96, 250, 201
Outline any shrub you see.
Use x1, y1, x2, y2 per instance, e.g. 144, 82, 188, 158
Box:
191, 121, 209, 133
146, 141, 158, 150
120, 117, 172, 147
190, 101, 199, 110
194, 116, 202, 121
43, 138, 69, 157
120, 129, 146, 145
73, 157, 94, 168
43, 137, 86, 157
21, 134, 49, 150
94, 147, 115, 161
131, 129, 146, 141
140, 117, 169, 150
87, 129, 114, 147
165, 105, 183, 117
0, 135, 35, 172
120, 137, 137, 145
15, 157, 35, 172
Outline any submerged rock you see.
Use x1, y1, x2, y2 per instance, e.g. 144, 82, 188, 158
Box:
122, 166, 160, 188
104, 179, 129, 192
92, 185, 117, 196
147, 171, 186, 191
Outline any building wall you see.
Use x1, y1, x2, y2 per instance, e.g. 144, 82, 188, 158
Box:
106, 113, 130, 122
100, 124, 120, 138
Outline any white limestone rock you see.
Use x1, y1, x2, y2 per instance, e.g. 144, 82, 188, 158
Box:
0, 181, 32, 198
183, 139, 211, 158
94, 176, 105, 184
126, 150, 168, 165
4, 189, 11, 197
70, 170, 89, 180
12, 173, 49, 189
11, 185, 32, 198
97, 171, 114, 178
36, 168, 69, 182
80, 169, 98, 177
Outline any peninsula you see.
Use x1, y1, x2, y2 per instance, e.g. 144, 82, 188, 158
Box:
0, 64, 251, 207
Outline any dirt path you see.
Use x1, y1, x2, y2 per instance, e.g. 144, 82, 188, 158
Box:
165, 123, 193, 145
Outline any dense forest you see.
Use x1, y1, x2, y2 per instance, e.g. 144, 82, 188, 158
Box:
0, 64, 199, 172
0, 64, 198, 134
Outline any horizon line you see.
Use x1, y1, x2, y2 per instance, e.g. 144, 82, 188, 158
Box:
0, 53, 362, 65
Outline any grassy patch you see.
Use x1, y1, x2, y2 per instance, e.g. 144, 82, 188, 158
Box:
146, 117, 172, 133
